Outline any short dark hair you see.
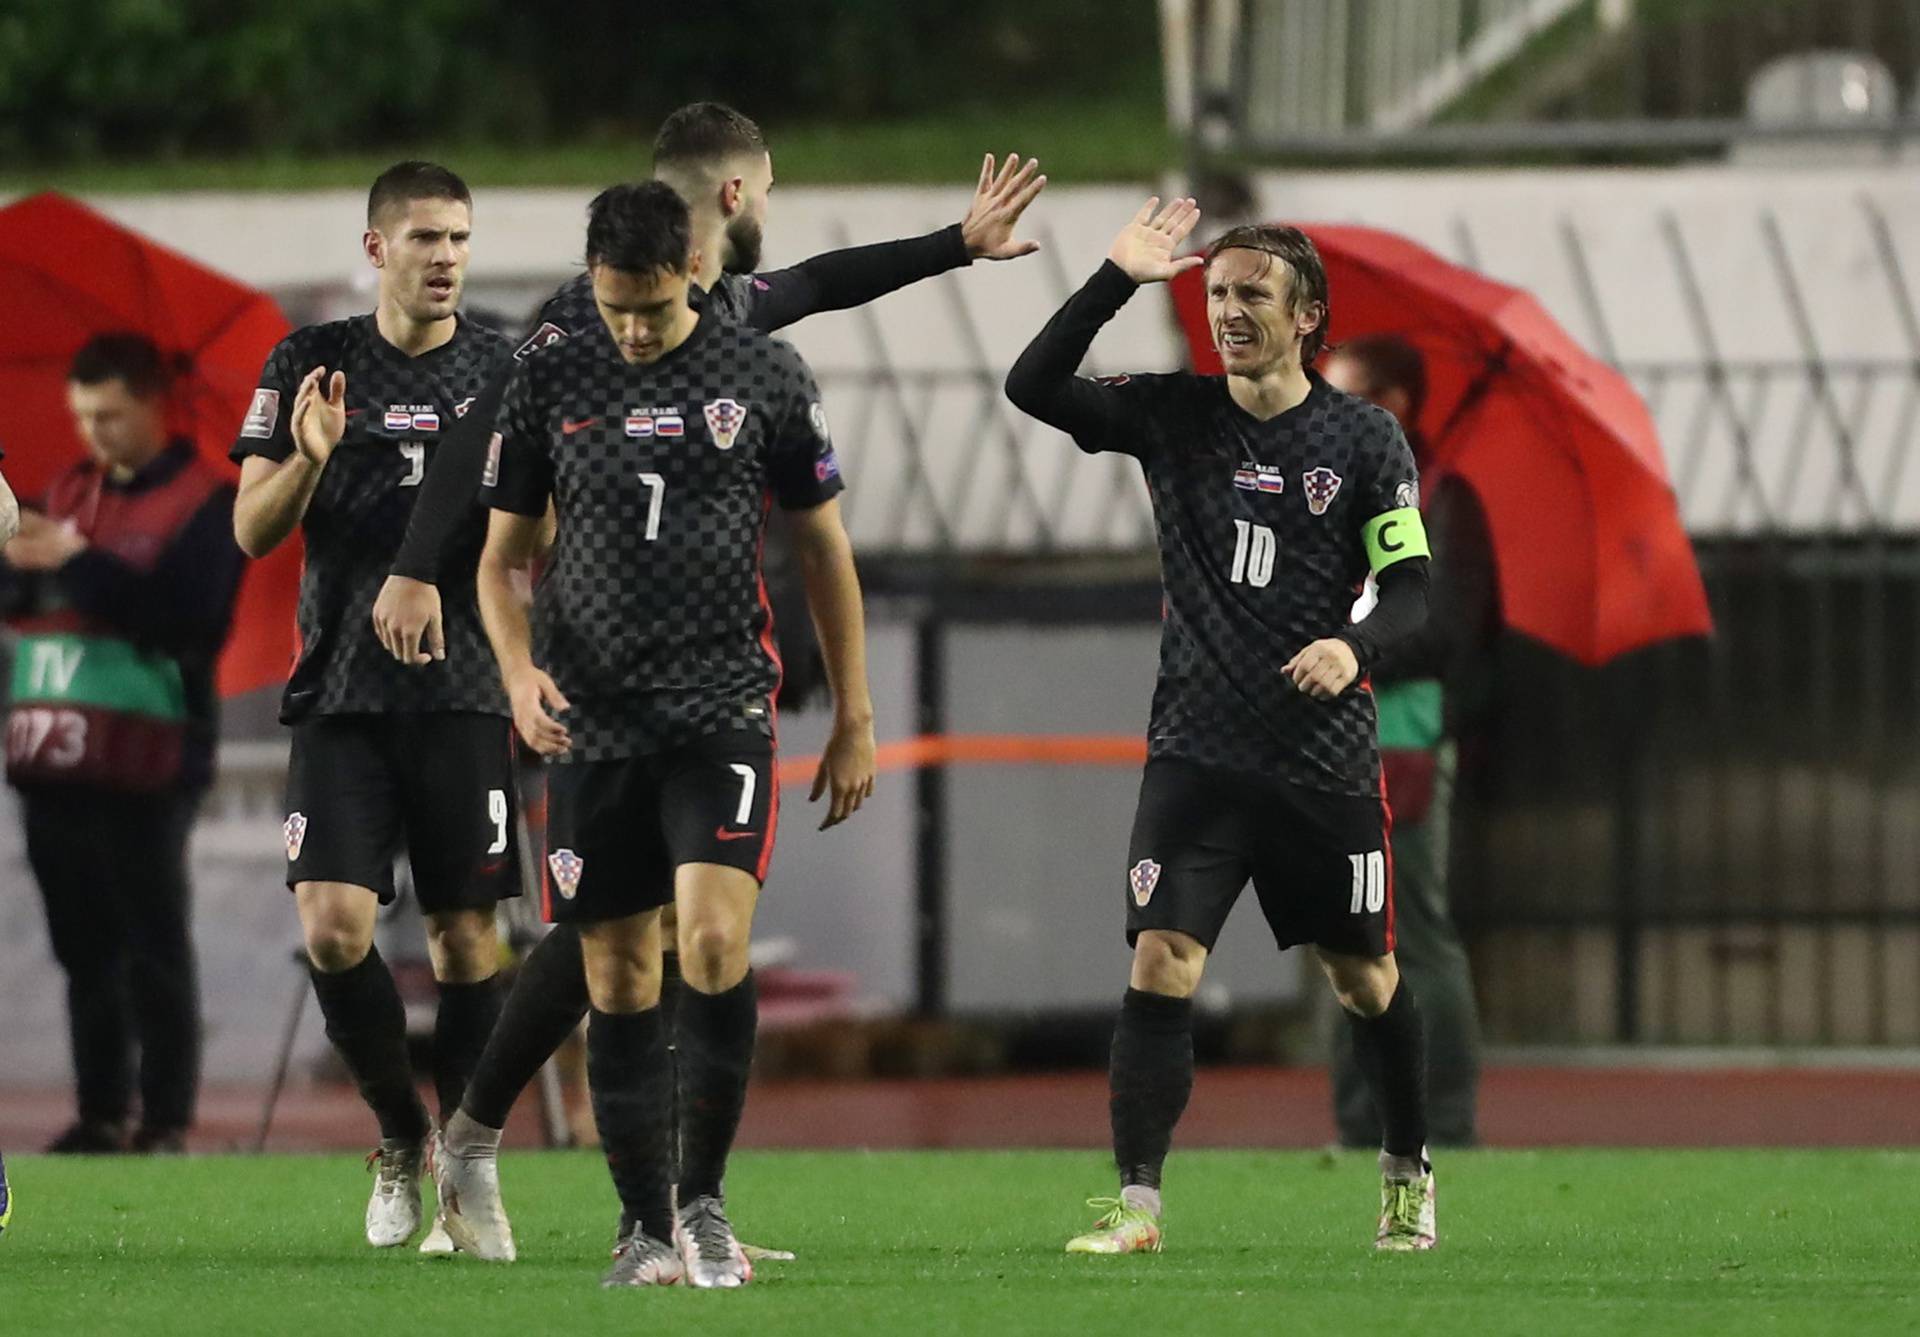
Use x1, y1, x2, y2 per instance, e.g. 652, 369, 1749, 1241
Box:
68, 332, 172, 399
585, 181, 692, 276
651, 101, 766, 173
1205, 224, 1331, 366
367, 160, 472, 230
1335, 333, 1428, 422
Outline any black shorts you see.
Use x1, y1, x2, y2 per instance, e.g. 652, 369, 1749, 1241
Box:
1123, 756, 1394, 958
284, 713, 521, 913
541, 733, 777, 924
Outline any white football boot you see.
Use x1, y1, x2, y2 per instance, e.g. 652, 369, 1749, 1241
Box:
675, 1195, 752, 1289
436, 1137, 517, 1262
364, 1138, 427, 1248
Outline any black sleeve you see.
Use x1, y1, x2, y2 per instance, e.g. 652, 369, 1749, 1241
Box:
1337, 557, 1430, 674
229, 336, 304, 465
479, 366, 554, 517
1004, 261, 1167, 456
763, 347, 847, 512
389, 363, 513, 580
55, 485, 243, 658
747, 224, 971, 332
1376, 482, 1499, 683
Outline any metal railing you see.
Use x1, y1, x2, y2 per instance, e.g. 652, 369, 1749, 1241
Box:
1204, 0, 1920, 159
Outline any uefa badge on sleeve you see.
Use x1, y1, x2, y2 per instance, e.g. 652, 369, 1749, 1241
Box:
283, 812, 308, 862
703, 398, 747, 450
1129, 859, 1161, 907
548, 848, 585, 900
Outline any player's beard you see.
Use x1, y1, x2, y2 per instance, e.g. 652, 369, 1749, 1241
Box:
722, 214, 764, 274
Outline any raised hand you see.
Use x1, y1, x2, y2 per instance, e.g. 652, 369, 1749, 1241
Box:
290, 366, 348, 466
961, 153, 1047, 261
1107, 196, 1203, 285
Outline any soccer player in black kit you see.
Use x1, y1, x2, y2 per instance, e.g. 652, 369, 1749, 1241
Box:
1005, 199, 1440, 1253
231, 163, 516, 1252
382, 102, 1042, 1261
461, 181, 873, 1289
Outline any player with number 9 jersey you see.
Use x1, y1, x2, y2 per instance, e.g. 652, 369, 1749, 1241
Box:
230, 162, 522, 1255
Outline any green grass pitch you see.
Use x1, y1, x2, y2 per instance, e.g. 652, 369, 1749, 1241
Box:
1, 1149, 1913, 1335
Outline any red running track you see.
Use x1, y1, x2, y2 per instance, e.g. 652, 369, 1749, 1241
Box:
3, 1065, 1916, 1153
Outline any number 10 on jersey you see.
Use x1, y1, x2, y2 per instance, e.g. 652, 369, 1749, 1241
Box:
1230, 518, 1276, 587
1349, 850, 1386, 915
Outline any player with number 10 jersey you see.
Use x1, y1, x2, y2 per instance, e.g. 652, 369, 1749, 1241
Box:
1005, 199, 1440, 1258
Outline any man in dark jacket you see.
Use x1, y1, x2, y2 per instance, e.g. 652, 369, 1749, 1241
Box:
1322, 335, 1494, 1148
4, 333, 245, 1153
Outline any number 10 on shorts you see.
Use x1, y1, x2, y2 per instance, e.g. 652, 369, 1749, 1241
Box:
1348, 850, 1386, 914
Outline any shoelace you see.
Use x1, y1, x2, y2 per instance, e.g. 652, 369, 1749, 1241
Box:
1383, 1181, 1424, 1231
1083, 1196, 1150, 1231
683, 1202, 737, 1261
365, 1147, 418, 1195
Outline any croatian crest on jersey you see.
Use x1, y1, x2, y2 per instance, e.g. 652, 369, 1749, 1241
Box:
1302, 466, 1343, 516
548, 848, 585, 900
703, 398, 747, 450
283, 812, 308, 862
1129, 859, 1162, 907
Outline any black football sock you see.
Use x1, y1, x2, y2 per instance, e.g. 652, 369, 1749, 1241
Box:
432, 974, 503, 1124
309, 945, 430, 1144
587, 1006, 674, 1242
460, 925, 590, 1130
674, 970, 757, 1204
1346, 981, 1430, 1162
1109, 987, 1194, 1192
660, 949, 685, 1181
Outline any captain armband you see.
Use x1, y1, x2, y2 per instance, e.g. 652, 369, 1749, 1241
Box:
1361, 507, 1430, 574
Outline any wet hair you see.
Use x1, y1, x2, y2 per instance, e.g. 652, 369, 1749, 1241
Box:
1204, 224, 1331, 366
367, 160, 471, 230
585, 180, 692, 276
67, 332, 174, 399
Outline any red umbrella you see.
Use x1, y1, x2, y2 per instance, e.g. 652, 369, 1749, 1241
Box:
0, 192, 299, 696
1169, 223, 1712, 665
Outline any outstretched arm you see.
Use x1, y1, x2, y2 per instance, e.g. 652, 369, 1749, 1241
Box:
1004, 196, 1201, 445
374, 363, 516, 664
750, 153, 1047, 332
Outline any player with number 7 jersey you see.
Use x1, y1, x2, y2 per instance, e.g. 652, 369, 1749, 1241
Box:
473, 181, 873, 1288
230, 162, 522, 1255
1005, 199, 1441, 1258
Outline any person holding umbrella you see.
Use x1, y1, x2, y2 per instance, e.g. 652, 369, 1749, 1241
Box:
1, 332, 245, 1154
1322, 334, 1494, 1149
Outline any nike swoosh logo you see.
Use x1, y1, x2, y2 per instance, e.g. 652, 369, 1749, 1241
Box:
562, 417, 598, 435
714, 828, 758, 842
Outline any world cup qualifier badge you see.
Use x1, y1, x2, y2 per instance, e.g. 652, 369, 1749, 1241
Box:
547, 848, 585, 900
703, 398, 747, 450
1129, 858, 1161, 907
1302, 466, 1343, 516
283, 812, 308, 862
